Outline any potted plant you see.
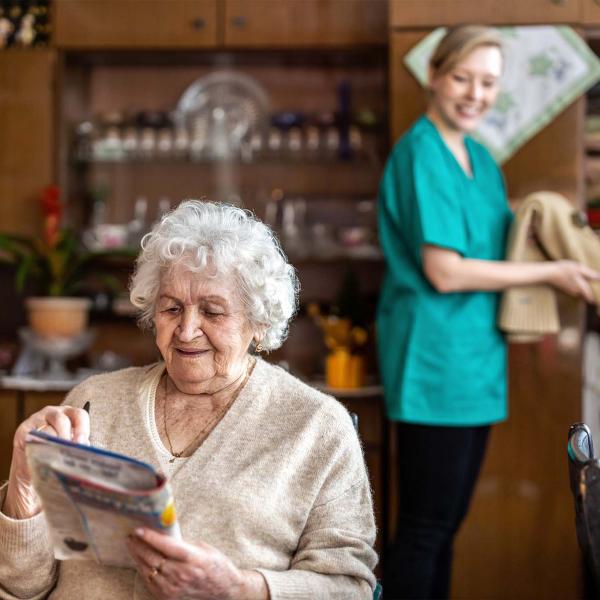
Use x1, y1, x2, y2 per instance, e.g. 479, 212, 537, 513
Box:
0, 185, 134, 338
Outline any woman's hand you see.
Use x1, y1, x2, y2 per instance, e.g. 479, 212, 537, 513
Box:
420, 245, 600, 298
546, 260, 600, 303
2, 405, 90, 520
127, 528, 269, 600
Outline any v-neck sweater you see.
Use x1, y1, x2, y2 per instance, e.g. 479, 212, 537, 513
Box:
0, 358, 377, 600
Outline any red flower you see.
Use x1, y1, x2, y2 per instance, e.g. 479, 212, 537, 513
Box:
41, 186, 63, 248
41, 185, 62, 219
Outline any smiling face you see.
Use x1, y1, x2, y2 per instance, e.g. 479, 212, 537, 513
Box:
154, 265, 257, 395
427, 44, 502, 135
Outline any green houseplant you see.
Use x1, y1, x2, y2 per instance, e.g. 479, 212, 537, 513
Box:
0, 185, 134, 337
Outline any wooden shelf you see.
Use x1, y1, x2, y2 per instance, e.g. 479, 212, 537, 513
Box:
72, 155, 382, 168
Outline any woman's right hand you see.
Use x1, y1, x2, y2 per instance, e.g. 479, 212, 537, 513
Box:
2, 405, 90, 520
546, 261, 600, 303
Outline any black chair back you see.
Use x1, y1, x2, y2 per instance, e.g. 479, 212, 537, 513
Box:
568, 423, 600, 597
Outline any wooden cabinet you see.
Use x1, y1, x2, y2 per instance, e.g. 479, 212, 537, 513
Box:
582, 0, 600, 26
0, 50, 55, 237
390, 0, 582, 27
53, 0, 219, 49
53, 0, 386, 50
224, 0, 387, 48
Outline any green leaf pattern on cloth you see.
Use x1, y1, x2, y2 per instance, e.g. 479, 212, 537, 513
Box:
529, 53, 554, 77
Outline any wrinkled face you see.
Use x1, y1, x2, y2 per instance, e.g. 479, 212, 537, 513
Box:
428, 45, 502, 133
154, 265, 256, 395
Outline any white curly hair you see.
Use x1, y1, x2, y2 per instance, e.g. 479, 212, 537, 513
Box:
129, 200, 299, 351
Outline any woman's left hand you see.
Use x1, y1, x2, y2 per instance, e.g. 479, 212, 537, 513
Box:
126, 528, 269, 600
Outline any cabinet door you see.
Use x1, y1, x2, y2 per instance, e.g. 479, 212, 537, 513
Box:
224, 0, 387, 47
53, 0, 218, 49
0, 50, 55, 237
390, 0, 581, 27
582, 0, 600, 25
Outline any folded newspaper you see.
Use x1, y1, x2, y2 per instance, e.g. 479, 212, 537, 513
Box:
25, 430, 180, 568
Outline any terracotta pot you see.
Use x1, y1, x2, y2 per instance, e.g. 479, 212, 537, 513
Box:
26, 297, 92, 338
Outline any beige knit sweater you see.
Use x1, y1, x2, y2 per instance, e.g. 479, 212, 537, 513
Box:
498, 190, 600, 341
0, 358, 377, 600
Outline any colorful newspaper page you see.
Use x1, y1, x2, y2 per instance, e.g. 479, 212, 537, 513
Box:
25, 430, 180, 568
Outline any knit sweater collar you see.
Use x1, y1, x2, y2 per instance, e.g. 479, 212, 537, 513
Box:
142, 357, 269, 478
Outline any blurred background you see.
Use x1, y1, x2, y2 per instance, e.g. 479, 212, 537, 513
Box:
1, 1, 599, 597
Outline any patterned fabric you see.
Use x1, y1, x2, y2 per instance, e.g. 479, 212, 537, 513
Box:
404, 26, 600, 163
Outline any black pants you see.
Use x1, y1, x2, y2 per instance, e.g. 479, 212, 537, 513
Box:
383, 423, 490, 600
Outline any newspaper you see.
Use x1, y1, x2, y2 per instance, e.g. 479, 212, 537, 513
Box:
25, 429, 180, 568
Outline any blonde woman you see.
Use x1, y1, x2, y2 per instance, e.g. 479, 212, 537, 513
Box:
378, 26, 598, 598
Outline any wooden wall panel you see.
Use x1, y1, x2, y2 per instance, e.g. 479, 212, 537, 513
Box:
0, 50, 55, 237
389, 31, 428, 142
390, 0, 581, 27
452, 331, 583, 598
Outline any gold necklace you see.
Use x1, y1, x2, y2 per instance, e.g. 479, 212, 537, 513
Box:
162, 359, 255, 463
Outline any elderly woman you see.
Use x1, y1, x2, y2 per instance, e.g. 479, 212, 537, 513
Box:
0, 201, 377, 600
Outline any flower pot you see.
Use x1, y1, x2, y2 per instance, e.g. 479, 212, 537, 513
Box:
26, 297, 92, 338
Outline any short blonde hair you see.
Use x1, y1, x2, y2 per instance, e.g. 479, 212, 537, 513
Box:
430, 25, 503, 77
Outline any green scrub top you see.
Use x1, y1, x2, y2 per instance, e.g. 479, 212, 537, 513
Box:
377, 115, 513, 426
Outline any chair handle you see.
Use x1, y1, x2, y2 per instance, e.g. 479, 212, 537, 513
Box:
568, 423, 594, 463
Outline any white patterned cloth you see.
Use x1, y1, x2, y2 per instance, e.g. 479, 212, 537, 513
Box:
404, 26, 600, 163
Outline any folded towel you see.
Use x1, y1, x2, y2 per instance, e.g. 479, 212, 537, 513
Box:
498, 191, 600, 342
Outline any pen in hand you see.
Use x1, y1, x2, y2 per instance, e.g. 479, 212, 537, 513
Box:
81, 401, 91, 444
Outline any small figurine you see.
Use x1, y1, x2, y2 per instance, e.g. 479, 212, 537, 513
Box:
15, 13, 35, 47
0, 18, 14, 49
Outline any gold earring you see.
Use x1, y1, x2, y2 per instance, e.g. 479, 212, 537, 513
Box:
255, 342, 264, 353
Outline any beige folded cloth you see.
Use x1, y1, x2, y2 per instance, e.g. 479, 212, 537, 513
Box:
498, 191, 600, 342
